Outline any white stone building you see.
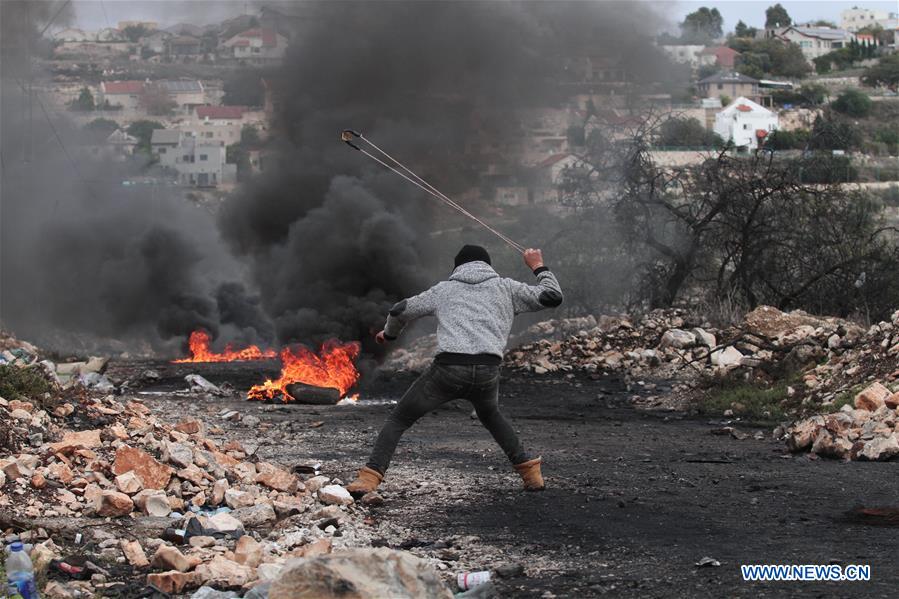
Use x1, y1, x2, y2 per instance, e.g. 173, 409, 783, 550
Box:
771, 26, 855, 61
714, 97, 779, 150
841, 7, 898, 32
222, 28, 289, 65
151, 129, 236, 187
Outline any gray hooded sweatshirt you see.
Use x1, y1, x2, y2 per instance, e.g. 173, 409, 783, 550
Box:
384, 261, 563, 362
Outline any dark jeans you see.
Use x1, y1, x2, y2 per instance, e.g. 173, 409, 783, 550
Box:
366, 364, 531, 474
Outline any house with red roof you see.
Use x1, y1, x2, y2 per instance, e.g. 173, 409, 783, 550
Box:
221, 27, 288, 65
698, 46, 741, 70
98, 80, 146, 114
714, 97, 779, 150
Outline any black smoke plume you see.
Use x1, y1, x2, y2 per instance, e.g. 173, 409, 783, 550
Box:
1, 1, 667, 355
220, 1, 667, 349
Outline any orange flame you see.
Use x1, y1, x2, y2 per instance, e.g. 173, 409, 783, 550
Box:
173, 330, 278, 363
247, 339, 361, 401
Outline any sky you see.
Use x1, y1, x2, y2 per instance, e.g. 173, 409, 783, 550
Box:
66, 0, 899, 33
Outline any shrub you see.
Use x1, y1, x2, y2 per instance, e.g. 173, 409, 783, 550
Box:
0, 365, 50, 401
832, 88, 873, 118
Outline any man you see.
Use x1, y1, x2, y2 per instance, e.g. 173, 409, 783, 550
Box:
347, 244, 563, 496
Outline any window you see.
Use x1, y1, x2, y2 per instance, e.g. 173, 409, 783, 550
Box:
182, 154, 190, 162
743, 124, 749, 130
159, 148, 166, 154
205, 132, 213, 138
199, 154, 208, 161
800, 41, 812, 48
717, 83, 723, 90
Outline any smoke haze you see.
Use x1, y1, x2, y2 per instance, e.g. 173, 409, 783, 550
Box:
1, 1, 669, 355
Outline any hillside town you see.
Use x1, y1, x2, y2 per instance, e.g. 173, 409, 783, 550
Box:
19, 3, 899, 211
4, 1, 899, 598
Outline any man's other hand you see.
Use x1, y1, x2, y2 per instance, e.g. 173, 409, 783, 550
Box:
523, 248, 544, 271
375, 331, 388, 345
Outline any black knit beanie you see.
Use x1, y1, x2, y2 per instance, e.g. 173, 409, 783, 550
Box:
454, 244, 491, 268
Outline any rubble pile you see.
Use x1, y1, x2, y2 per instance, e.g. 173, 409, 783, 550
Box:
0, 332, 451, 597
784, 382, 899, 461
382, 315, 602, 373
505, 309, 715, 375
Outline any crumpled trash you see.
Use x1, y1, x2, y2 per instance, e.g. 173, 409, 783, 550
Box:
185, 374, 225, 396
695, 557, 721, 567
79, 372, 115, 393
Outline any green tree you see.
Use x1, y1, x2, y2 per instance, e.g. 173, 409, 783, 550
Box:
657, 117, 722, 148
126, 120, 164, 153
764, 129, 808, 150
84, 118, 119, 135
240, 124, 261, 145
71, 86, 95, 111
734, 20, 758, 38
862, 54, 899, 90
809, 115, 863, 151
680, 7, 723, 43
765, 4, 792, 28
832, 88, 872, 117
122, 24, 148, 43
139, 82, 176, 116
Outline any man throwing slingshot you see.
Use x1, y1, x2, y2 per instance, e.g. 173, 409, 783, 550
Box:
347, 244, 563, 496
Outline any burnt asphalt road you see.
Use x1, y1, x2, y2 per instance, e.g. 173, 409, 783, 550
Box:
140, 365, 899, 598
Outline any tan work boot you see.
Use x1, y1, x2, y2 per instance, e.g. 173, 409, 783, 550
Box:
514, 457, 545, 491
346, 466, 383, 497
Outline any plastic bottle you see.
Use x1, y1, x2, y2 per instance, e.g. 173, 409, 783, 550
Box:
5, 541, 39, 599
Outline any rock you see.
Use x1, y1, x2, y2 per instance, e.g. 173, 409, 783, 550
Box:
115, 471, 143, 495
190, 587, 239, 599
189, 536, 217, 548
885, 392, 899, 410
94, 490, 134, 517
659, 329, 696, 350
744, 305, 825, 339
49, 429, 102, 454
787, 416, 824, 452
270, 547, 453, 599
135, 490, 171, 517
318, 485, 353, 506
121, 540, 149, 568
255, 462, 300, 493
224, 489, 256, 509
114, 446, 173, 490
47, 462, 73, 484
257, 563, 284, 581
194, 556, 253, 588
174, 419, 203, 435
10, 409, 30, 421
151, 545, 192, 573
858, 435, 899, 461
290, 537, 331, 557
233, 535, 263, 567
691, 328, 716, 348
712, 346, 743, 369
31, 473, 46, 489
305, 475, 330, 493
811, 430, 852, 459
232, 503, 276, 527
206, 512, 244, 535
147, 571, 198, 594
211, 479, 229, 506
164, 442, 195, 469
0, 471, 6, 488
855, 383, 891, 412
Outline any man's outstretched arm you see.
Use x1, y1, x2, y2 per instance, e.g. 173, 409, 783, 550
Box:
377, 285, 439, 343
509, 249, 563, 314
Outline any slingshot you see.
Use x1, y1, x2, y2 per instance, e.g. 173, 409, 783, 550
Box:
341, 129, 525, 254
